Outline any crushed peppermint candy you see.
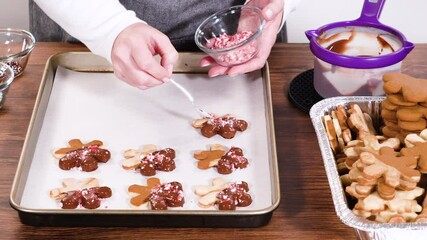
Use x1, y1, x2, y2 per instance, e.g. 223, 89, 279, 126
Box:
58, 145, 111, 172
149, 182, 185, 210
207, 31, 257, 65
217, 147, 249, 174
7, 61, 23, 76
59, 186, 112, 209
209, 31, 254, 49
139, 148, 176, 176
201, 115, 248, 139
216, 181, 252, 210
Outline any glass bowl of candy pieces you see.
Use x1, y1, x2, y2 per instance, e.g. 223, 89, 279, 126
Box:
195, 5, 265, 67
0, 28, 36, 77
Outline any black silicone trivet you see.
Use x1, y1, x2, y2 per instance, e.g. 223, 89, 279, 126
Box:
288, 69, 323, 114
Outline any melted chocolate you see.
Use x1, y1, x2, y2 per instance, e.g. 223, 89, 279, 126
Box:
201, 116, 248, 139
59, 145, 111, 172
217, 147, 248, 174
139, 148, 176, 176
60, 186, 112, 209
320, 30, 395, 56
149, 181, 184, 210
216, 181, 252, 210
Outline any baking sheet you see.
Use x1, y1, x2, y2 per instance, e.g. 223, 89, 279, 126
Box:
19, 65, 273, 211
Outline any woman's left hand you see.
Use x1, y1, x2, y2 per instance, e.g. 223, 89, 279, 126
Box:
200, 0, 284, 77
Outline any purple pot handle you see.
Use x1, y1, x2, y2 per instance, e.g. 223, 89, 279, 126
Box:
356, 0, 386, 24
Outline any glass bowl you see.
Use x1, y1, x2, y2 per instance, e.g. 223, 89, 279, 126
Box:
195, 5, 265, 67
0, 62, 15, 109
0, 28, 36, 77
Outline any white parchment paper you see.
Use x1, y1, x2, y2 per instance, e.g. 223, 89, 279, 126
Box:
20, 66, 273, 211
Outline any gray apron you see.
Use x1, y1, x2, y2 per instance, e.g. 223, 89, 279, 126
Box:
29, 0, 245, 51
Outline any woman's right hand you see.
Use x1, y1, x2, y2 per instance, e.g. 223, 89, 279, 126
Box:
111, 22, 179, 90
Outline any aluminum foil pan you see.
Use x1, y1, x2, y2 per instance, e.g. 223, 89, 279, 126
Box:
310, 96, 427, 240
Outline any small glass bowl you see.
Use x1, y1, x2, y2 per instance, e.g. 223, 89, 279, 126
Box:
0, 28, 36, 77
195, 5, 265, 67
0, 62, 15, 109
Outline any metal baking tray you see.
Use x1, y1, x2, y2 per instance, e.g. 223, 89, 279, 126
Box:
9, 52, 279, 227
310, 96, 427, 240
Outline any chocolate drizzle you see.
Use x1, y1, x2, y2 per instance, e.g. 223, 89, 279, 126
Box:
149, 182, 185, 210
217, 147, 249, 174
60, 186, 112, 209
319, 30, 395, 56
59, 145, 111, 172
201, 116, 248, 139
139, 148, 176, 176
216, 181, 252, 210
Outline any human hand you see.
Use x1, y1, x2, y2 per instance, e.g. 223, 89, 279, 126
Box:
111, 23, 179, 89
200, 0, 284, 77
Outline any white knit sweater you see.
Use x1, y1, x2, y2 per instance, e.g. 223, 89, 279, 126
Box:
33, 0, 300, 62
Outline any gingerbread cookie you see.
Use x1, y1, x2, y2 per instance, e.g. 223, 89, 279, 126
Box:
50, 178, 112, 209
387, 94, 418, 107
375, 147, 420, 189
352, 187, 424, 223
383, 73, 427, 103
401, 141, 427, 173
53, 139, 111, 172
128, 177, 184, 210
404, 129, 427, 148
344, 147, 420, 200
347, 104, 376, 138
380, 73, 427, 141
192, 114, 248, 139
122, 145, 176, 176
322, 115, 340, 154
194, 177, 252, 210
334, 105, 353, 143
193, 144, 249, 174
381, 99, 399, 111
415, 195, 427, 222
324, 103, 376, 152
322, 103, 383, 173
343, 135, 400, 158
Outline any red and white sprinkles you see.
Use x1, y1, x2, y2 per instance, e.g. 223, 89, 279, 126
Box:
149, 182, 185, 210
207, 31, 257, 65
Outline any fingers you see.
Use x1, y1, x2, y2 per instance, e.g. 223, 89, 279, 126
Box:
208, 65, 229, 78
111, 23, 179, 90
132, 53, 168, 82
156, 36, 179, 75
200, 56, 216, 67
200, 37, 272, 78
131, 33, 178, 83
113, 54, 165, 89
200, 52, 265, 78
261, 0, 284, 21
226, 56, 266, 77
200, 56, 229, 77
247, 0, 284, 21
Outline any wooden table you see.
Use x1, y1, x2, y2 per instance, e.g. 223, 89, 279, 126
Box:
2, 42, 426, 239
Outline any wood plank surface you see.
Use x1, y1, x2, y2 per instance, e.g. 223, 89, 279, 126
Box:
1, 42, 426, 239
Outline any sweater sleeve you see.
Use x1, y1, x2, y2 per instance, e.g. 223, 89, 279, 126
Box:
33, 0, 144, 63
33, 0, 300, 63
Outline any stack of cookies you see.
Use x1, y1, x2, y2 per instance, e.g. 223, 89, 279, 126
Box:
319, 72, 427, 223
381, 73, 427, 142
322, 102, 427, 223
